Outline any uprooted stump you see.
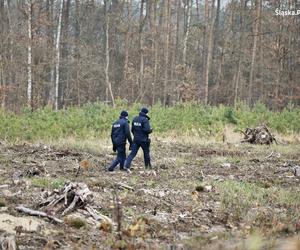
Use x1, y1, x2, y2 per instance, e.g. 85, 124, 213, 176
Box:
240, 125, 277, 145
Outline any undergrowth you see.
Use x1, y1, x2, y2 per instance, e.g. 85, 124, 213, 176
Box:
0, 101, 299, 141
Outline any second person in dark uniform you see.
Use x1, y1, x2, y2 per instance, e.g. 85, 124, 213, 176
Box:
108, 110, 132, 171
124, 107, 152, 171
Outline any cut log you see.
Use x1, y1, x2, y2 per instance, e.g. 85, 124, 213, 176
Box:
16, 205, 63, 224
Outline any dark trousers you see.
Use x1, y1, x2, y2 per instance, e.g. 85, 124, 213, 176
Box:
108, 144, 126, 171
125, 141, 150, 169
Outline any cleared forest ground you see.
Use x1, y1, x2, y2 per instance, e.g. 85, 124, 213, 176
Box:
0, 137, 299, 249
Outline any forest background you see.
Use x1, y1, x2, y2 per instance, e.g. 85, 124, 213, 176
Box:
0, 0, 299, 110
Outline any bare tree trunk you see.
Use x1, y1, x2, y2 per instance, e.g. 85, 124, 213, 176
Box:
151, 1, 158, 105
249, 0, 261, 105
163, 0, 170, 106
0, 0, 5, 108
74, 0, 81, 106
1, 0, 11, 108
275, 16, 283, 104
204, 0, 215, 105
175, 0, 180, 62
46, 0, 55, 106
182, 0, 191, 68
171, 0, 181, 103
214, 0, 234, 104
60, 0, 70, 108
213, 0, 220, 60
135, 0, 145, 102
234, 62, 241, 107
8, 0, 13, 101
195, 0, 200, 54
54, 0, 64, 110
49, 59, 55, 105
105, 14, 115, 107
202, 0, 210, 86
214, 47, 224, 100
26, 0, 32, 109
234, 0, 246, 107
0, 61, 3, 109
138, 36, 144, 101
124, 0, 132, 81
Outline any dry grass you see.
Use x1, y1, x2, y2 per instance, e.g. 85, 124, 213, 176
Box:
1, 135, 299, 249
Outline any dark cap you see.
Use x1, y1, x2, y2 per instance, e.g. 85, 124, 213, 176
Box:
120, 110, 128, 117
141, 107, 149, 114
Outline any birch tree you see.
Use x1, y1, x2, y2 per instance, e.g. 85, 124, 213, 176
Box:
0, 0, 298, 109
26, 0, 32, 108
0, 0, 5, 107
163, 0, 170, 105
151, 1, 158, 105
105, 13, 115, 107
183, 0, 191, 69
54, 0, 64, 110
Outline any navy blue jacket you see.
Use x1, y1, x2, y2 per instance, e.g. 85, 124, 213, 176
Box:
111, 117, 133, 146
131, 112, 152, 142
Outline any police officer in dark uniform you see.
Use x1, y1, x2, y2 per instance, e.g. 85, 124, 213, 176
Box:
124, 107, 152, 171
108, 110, 133, 172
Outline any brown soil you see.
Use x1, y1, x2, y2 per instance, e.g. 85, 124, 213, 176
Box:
0, 139, 299, 249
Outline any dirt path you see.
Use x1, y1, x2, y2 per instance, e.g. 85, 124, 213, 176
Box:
0, 139, 299, 249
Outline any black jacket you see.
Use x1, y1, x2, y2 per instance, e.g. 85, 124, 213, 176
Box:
111, 117, 133, 146
131, 112, 152, 143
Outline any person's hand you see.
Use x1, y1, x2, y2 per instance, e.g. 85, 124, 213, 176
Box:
113, 145, 117, 152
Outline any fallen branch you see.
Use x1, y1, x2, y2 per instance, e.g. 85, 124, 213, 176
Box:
16, 205, 63, 224
116, 182, 134, 191
75, 159, 81, 177
274, 168, 291, 174
237, 129, 247, 137
264, 151, 274, 159
85, 206, 113, 224
113, 186, 122, 239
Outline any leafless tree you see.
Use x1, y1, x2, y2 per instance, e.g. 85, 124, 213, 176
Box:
0, 0, 298, 110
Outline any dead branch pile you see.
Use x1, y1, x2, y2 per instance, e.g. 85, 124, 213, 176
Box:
16, 182, 95, 224
240, 125, 277, 145
16, 182, 114, 226
38, 182, 93, 216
